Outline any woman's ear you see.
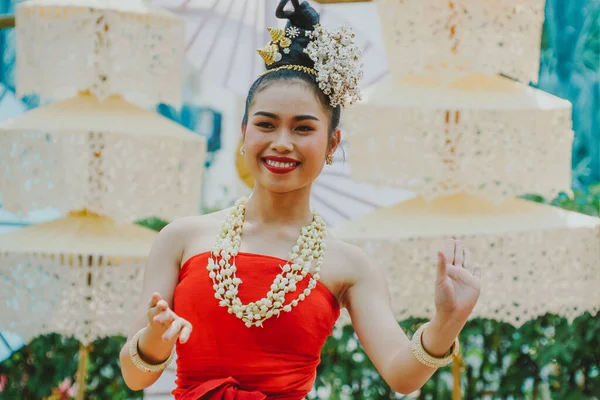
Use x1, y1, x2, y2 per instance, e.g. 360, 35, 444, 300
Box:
328, 128, 342, 156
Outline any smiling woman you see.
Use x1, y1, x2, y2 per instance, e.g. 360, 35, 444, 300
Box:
120, 0, 481, 398
241, 82, 338, 194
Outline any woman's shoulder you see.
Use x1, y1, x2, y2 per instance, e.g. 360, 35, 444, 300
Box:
149, 208, 232, 259
325, 235, 375, 283
161, 207, 233, 237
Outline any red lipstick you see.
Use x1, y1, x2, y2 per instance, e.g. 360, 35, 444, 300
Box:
262, 156, 301, 175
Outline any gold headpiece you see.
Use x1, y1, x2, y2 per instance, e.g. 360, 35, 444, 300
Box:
257, 27, 294, 65
268, 27, 292, 48
256, 23, 363, 108
260, 65, 317, 77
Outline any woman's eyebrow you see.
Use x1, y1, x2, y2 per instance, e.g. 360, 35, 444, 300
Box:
253, 111, 278, 119
252, 112, 319, 122
294, 115, 319, 122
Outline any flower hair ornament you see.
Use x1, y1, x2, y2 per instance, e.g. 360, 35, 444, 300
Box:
257, 0, 364, 108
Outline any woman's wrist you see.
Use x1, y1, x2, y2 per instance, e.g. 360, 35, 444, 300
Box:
421, 315, 463, 358
137, 326, 176, 364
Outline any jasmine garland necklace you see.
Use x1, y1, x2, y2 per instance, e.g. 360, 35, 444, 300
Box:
206, 197, 327, 328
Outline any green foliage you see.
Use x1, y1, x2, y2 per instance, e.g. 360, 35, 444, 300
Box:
312, 313, 600, 399
135, 217, 169, 232
0, 334, 141, 399
521, 183, 600, 217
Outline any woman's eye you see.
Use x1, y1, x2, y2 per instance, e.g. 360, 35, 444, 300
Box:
296, 126, 314, 132
256, 122, 274, 129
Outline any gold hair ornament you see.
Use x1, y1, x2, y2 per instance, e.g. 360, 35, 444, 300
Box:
257, 27, 296, 65
257, 44, 281, 66
260, 64, 317, 77
268, 27, 292, 48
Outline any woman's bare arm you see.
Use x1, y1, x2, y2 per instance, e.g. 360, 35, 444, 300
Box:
119, 219, 191, 391
344, 240, 480, 394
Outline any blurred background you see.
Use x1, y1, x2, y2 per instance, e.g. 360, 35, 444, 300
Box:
0, 0, 598, 399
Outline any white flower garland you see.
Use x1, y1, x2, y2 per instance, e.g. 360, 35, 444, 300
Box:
207, 198, 327, 328
304, 24, 364, 108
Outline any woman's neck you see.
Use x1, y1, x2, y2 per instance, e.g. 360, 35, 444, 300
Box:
244, 184, 314, 227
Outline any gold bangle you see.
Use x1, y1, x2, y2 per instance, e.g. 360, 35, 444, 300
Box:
410, 322, 459, 369
128, 328, 175, 373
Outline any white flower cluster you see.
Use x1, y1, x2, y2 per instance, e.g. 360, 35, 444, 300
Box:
304, 24, 364, 108
207, 197, 327, 328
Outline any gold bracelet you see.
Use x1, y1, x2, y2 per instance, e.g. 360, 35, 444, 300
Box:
128, 328, 175, 373
410, 322, 459, 369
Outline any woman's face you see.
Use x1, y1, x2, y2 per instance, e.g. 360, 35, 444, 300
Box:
243, 81, 339, 194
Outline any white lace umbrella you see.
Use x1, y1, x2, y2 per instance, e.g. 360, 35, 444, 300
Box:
375, 0, 546, 84
153, 0, 389, 96
0, 93, 206, 223
16, 0, 185, 106
334, 194, 600, 327
344, 74, 574, 204
0, 211, 155, 398
0, 212, 155, 345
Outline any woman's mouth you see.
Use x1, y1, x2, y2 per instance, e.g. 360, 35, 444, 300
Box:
262, 157, 301, 174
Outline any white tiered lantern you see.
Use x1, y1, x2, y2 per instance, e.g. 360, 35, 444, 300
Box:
336, 1, 600, 398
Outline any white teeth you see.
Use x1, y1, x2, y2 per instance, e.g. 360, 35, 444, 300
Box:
265, 159, 297, 168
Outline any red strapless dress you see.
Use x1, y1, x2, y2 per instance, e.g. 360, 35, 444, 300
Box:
172, 252, 340, 400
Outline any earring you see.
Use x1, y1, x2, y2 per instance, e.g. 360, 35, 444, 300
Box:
240, 145, 245, 155
326, 154, 333, 165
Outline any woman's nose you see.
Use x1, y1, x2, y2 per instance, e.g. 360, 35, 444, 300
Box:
271, 129, 294, 152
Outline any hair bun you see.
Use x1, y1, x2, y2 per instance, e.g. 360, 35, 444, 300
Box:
276, 0, 320, 30
257, 0, 320, 71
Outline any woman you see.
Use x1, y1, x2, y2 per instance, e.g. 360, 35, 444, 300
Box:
119, 1, 481, 398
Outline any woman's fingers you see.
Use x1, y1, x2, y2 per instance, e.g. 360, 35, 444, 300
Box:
454, 240, 464, 267
153, 309, 175, 324
162, 319, 183, 341
149, 292, 162, 308
156, 300, 169, 311
444, 239, 455, 266
179, 321, 193, 344
146, 293, 192, 343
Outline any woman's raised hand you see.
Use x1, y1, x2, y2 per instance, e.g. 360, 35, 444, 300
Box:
147, 292, 193, 344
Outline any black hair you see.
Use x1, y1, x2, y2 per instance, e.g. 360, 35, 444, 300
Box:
241, 0, 341, 138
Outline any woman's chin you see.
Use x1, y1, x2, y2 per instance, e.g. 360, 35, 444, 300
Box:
254, 176, 308, 194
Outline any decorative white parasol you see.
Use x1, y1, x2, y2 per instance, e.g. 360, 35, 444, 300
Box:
0, 211, 155, 345
0, 93, 206, 223
376, 0, 546, 84
16, 0, 185, 106
344, 74, 574, 203
334, 194, 600, 327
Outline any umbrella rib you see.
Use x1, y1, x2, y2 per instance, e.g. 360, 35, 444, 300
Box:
311, 191, 352, 220
185, 0, 225, 54
177, 0, 192, 10
313, 180, 381, 209
252, 0, 263, 79
197, 0, 238, 74
319, 170, 352, 179
364, 68, 389, 87
224, 0, 250, 87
